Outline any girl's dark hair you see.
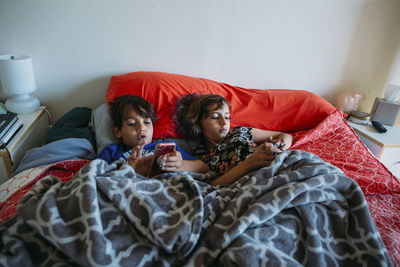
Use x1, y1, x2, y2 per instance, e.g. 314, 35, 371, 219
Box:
109, 94, 157, 129
174, 93, 231, 139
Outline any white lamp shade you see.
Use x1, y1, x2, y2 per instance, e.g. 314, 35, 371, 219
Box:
0, 55, 36, 94
0, 55, 39, 114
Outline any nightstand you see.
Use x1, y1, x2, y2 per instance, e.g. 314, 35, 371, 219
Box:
347, 121, 400, 178
0, 107, 50, 184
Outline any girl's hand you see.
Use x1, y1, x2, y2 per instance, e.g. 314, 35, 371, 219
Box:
265, 133, 293, 151
160, 150, 184, 172
242, 143, 279, 171
209, 143, 281, 186
278, 133, 293, 150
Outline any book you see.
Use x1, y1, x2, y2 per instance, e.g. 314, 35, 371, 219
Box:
0, 118, 23, 149
0, 112, 18, 139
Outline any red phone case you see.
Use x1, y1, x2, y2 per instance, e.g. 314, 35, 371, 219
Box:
147, 143, 176, 177
153, 143, 176, 161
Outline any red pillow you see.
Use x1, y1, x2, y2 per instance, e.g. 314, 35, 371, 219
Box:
106, 71, 336, 139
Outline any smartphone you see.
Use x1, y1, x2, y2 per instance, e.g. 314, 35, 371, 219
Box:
154, 143, 176, 165
147, 142, 176, 177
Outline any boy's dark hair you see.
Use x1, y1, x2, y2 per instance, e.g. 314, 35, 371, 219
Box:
174, 93, 231, 139
109, 94, 157, 129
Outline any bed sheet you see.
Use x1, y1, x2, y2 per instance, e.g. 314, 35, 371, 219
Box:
0, 160, 89, 223
366, 193, 400, 265
291, 110, 400, 195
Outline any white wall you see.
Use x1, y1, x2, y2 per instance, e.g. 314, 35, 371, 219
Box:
0, 0, 399, 123
386, 47, 400, 86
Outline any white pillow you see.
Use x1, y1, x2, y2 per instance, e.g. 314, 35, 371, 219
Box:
91, 103, 118, 154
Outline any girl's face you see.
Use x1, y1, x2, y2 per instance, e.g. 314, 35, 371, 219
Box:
114, 106, 153, 147
200, 102, 230, 148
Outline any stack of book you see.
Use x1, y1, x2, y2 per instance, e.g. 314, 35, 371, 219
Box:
0, 112, 23, 149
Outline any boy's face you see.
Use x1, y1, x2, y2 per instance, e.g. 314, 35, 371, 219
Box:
114, 106, 153, 147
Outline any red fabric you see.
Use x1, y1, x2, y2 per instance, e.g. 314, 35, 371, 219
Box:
106, 71, 336, 139
291, 109, 400, 195
0, 160, 88, 223
365, 193, 400, 265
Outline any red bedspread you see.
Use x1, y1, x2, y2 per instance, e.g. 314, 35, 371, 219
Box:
291, 109, 400, 195
366, 193, 400, 264
0, 160, 89, 224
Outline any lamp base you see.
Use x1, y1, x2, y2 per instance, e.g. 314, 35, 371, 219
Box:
5, 94, 40, 114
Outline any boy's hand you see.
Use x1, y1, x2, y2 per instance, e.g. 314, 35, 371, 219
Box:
127, 144, 143, 166
128, 143, 152, 176
160, 150, 183, 172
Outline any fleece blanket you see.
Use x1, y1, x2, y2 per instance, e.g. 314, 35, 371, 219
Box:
0, 150, 392, 267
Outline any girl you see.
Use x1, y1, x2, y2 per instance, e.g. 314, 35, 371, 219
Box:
175, 94, 293, 185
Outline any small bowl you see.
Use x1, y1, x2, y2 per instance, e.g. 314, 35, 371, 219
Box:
350, 111, 370, 124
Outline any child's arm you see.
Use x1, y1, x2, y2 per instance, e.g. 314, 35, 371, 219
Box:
251, 128, 293, 151
209, 143, 279, 186
160, 151, 210, 173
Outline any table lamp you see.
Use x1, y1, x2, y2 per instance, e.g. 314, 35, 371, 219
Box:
0, 54, 40, 114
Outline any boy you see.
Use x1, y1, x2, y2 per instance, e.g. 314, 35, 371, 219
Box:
97, 94, 209, 176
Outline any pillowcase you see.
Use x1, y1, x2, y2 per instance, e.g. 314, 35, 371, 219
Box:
90, 103, 118, 154
45, 107, 96, 149
106, 71, 336, 139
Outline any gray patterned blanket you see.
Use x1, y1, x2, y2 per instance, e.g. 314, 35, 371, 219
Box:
0, 150, 392, 266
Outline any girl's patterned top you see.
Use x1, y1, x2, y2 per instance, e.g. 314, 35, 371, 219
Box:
202, 126, 256, 175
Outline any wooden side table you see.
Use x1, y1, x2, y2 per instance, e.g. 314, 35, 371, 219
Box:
0, 107, 50, 184
347, 121, 400, 178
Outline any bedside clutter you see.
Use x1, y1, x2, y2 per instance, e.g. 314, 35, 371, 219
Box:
370, 97, 400, 126
349, 110, 370, 125
0, 112, 23, 148
347, 121, 400, 178
0, 107, 49, 184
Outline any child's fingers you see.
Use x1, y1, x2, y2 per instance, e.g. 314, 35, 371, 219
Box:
260, 142, 282, 156
164, 151, 182, 162
265, 136, 274, 144
130, 145, 141, 158
162, 155, 178, 165
160, 152, 183, 171
128, 144, 146, 166
259, 143, 267, 149
161, 165, 178, 172
128, 146, 140, 164
160, 160, 179, 171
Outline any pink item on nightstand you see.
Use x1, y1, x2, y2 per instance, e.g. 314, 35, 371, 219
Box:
336, 92, 363, 114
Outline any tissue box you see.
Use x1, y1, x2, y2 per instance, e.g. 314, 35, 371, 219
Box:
370, 97, 400, 125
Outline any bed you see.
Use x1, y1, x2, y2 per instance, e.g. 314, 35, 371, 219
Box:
0, 71, 398, 266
